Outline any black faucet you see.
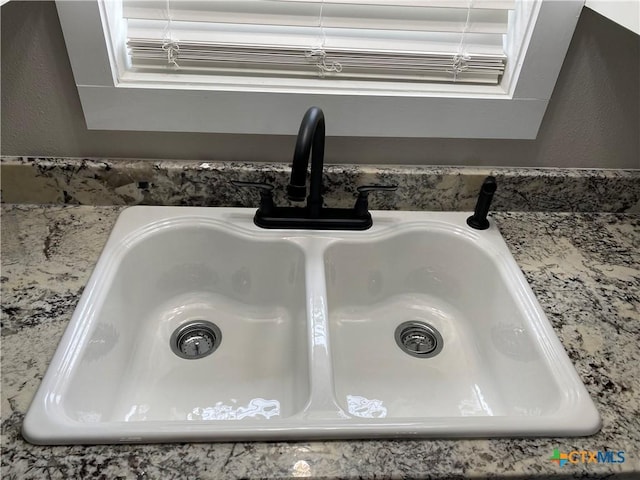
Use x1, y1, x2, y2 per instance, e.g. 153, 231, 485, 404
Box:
233, 107, 397, 230
287, 106, 325, 218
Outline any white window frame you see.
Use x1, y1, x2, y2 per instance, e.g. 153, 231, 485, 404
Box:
585, 0, 640, 34
55, 0, 584, 138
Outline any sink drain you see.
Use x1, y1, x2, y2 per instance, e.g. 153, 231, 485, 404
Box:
395, 321, 443, 358
170, 321, 222, 360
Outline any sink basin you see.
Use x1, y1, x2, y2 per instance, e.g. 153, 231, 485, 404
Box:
64, 223, 309, 425
23, 207, 600, 444
326, 229, 565, 421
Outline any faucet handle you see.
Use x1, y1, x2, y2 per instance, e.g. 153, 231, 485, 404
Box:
230, 181, 275, 215
354, 184, 398, 217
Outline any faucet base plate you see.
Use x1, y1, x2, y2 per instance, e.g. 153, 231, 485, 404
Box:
255, 207, 372, 230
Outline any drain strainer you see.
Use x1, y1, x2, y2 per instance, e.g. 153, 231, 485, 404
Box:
395, 321, 443, 358
170, 321, 222, 359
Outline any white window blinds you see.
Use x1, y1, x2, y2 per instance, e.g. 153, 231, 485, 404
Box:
123, 0, 516, 85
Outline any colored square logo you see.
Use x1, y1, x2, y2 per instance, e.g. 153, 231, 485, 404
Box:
550, 449, 569, 467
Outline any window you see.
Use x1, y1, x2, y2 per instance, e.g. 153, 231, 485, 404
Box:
124, 0, 513, 85
56, 0, 584, 138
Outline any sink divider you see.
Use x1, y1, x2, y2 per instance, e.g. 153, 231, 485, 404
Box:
299, 239, 345, 420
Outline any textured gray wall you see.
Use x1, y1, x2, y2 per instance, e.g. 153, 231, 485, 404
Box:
1, 1, 639, 168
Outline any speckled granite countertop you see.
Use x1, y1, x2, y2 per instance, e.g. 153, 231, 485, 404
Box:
2, 157, 640, 213
1, 204, 638, 479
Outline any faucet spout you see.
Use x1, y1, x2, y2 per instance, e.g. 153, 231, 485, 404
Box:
287, 106, 325, 218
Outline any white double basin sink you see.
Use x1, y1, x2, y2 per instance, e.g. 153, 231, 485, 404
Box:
23, 207, 600, 444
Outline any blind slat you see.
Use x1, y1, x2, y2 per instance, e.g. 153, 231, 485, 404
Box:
124, 0, 516, 15
124, 1, 510, 34
128, 21, 506, 54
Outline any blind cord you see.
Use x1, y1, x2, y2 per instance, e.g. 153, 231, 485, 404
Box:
162, 0, 180, 68
305, 0, 342, 76
449, 0, 473, 82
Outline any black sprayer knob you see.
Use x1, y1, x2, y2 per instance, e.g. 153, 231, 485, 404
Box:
466, 176, 497, 230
